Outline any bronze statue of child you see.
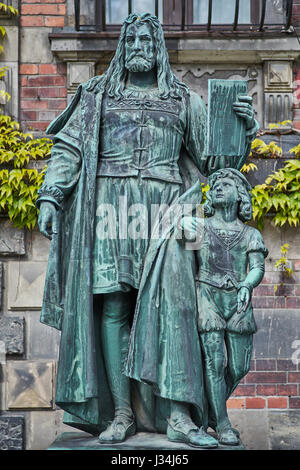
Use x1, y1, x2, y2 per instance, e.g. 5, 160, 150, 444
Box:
182, 168, 268, 446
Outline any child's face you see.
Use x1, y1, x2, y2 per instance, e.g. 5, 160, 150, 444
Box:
211, 177, 239, 208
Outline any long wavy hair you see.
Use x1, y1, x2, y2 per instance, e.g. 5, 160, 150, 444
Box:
99, 13, 189, 100
203, 169, 253, 222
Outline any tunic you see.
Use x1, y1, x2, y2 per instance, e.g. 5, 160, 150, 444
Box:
93, 86, 202, 293
195, 219, 268, 334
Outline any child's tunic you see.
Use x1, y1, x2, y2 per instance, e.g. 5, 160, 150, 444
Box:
196, 219, 268, 334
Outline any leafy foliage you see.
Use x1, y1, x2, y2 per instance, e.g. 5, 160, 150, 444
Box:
274, 243, 294, 293
0, 66, 10, 102
268, 120, 293, 130
251, 158, 300, 230
289, 143, 300, 158
250, 138, 283, 159
0, 4, 52, 230
0, 113, 52, 229
0, 2, 14, 99
0, 2, 18, 16
0, 2, 18, 55
274, 243, 293, 276
241, 162, 258, 173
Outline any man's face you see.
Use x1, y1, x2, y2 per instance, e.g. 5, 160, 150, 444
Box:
125, 23, 156, 73
211, 177, 239, 209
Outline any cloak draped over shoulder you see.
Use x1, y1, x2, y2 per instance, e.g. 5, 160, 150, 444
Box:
37, 77, 112, 433
125, 182, 209, 423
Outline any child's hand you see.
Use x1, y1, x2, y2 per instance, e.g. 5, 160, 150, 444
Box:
237, 287, 250, 314
180, 216, 197, 234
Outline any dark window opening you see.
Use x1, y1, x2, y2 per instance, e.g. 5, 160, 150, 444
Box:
74, 0, 294, 33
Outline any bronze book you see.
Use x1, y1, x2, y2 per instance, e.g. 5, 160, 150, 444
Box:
207, 79, 248, 158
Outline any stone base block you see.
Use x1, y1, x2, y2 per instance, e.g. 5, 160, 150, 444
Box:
0, 316, 25, 355
7, 361, 54, 409
0, 219, 25, 256
7, 261, 46, 310
48, 431, 245, 451
0, 416, 24, 450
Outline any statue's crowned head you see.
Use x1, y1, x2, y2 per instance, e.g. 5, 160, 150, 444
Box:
103, 13, 189, 100
204, 168, 253, 222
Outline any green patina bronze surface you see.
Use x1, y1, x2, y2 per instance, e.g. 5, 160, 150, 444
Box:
48, 431, 245, 450
207, 79, 248, 159
36, 12, 263, 449
126, 169, 268, 446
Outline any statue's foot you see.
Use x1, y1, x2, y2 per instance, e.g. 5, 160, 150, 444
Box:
209, 418, 240, 438
167, 419, 218, 449
98, 415, 136, 444
217, 426, 240, 446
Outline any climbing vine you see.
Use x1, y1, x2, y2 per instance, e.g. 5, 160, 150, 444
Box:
0, 2, 18, 55
0, 3, 52, 229
245, 121, 300, 230
274, 243, 294, 293
250, 143, 300, 230
0, 114, 52, 229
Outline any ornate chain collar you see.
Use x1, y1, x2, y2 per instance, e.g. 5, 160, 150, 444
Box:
105, 88, 181, 115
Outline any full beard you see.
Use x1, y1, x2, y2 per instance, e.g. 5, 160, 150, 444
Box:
125, 55, 155, 73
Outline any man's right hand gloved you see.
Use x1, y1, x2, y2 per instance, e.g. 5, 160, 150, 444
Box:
38, 201, 58, 240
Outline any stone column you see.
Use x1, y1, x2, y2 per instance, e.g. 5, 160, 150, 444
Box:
0, 0, 19, 119
261, 57, 295, 129
0, 339, 6, 411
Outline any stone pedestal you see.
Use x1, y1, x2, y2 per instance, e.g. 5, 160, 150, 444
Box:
48, 431, 245, 451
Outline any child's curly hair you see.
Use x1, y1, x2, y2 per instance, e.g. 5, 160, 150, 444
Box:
203, 168, 253, 222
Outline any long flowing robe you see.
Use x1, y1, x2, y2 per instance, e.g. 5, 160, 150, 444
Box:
125, 181, 209, 422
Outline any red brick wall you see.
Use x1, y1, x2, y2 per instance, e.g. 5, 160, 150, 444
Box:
20, 0, 67, 131
253, 269, 300, 310
228, 258, 300, 411
229, 360, 300, 411
20, 0, 66, 28
292, 0, 300, 26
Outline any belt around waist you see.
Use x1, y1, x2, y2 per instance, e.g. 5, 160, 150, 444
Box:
96, 161, 183, 184
196, 272, 240, 290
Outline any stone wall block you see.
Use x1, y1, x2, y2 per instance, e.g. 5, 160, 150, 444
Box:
30, 230, 50, 261
0, 416, 25, 450
7, 261, 47, 310
269, 410, 300, 450
0, 316, 25, 355
253, 309, 300, 359
262, 59, 294, 128
281, 225, 300, 259
228, 409, 269, 450
7, 361, 54, 409
27, 410, 71, 450
0, 340, 6, 411
0, 219, 25, 256
67, 61, 95, 95
27, 312, 60, 360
